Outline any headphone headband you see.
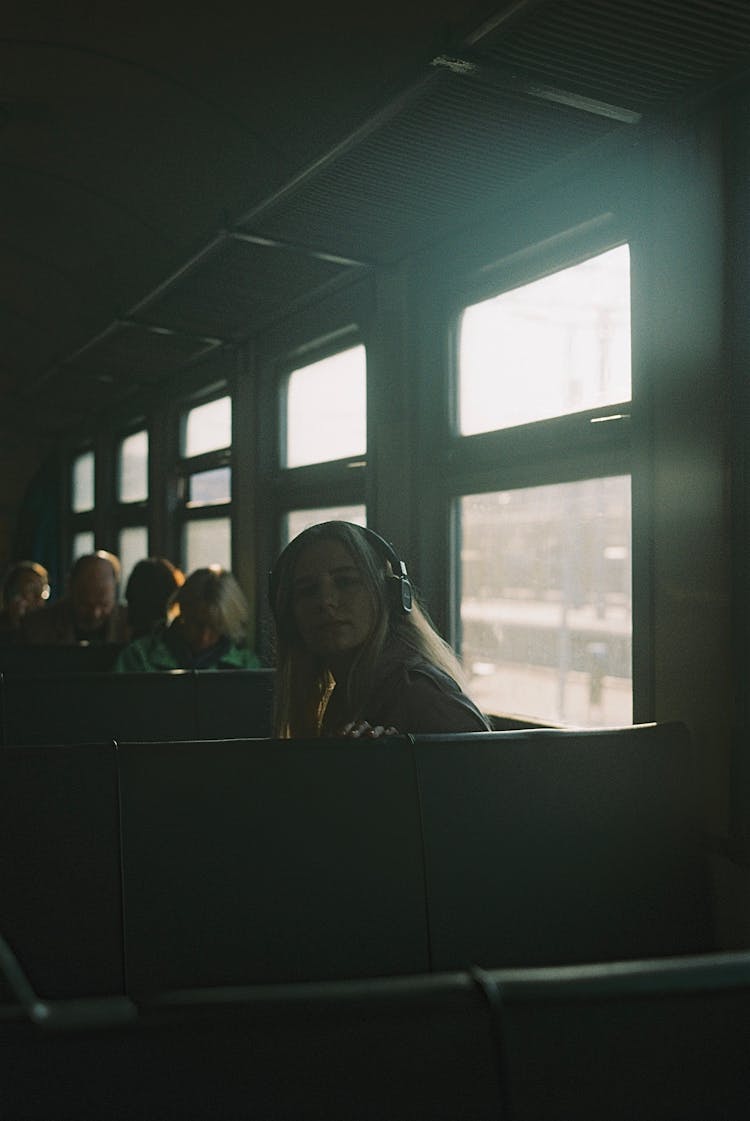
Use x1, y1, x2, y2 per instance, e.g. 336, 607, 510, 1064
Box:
268, 522, 412, 618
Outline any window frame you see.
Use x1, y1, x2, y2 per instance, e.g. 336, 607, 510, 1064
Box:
176, 388, 234, 571
67, 445, 96, 567
114, 423, 150, 544
444, 234, 634, 725
274, 334, 368, 550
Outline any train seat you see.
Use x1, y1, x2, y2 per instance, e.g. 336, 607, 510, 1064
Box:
411, 721, 713, 968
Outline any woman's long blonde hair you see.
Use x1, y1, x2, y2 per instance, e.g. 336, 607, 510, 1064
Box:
270, 521, 469, 737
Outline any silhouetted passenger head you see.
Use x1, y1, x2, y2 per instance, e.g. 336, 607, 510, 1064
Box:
1, 560, 50, 627
269, 521, 480, 738
125, 556, 184, 638
175, 566, 249, 654
69, 551, 121, 637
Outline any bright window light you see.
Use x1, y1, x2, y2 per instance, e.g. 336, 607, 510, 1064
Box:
183, 517, 231, 573
72, 530, 95, 561
459, 476, 632, 727
183, 396, 231, 458
284, 505, 366, 546
459, 245, 631, 435
118, 526, 149, 596
118, 430, 148, 503
285, 345, 366, 468
72, 451, 95, 513
187, 467, 231, 507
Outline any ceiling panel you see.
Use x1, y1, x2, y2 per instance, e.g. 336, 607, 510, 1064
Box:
138, 238, 356, 340
1, 0, 749, 437
246, 74, 622, 264
476, 0, 750, 111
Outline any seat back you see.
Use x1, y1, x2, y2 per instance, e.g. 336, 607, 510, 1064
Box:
0, 971, 501, 1121
0, 643, 123, 675
193, 668, 274, 739
485, 951, 750, 1121
117, 738, 430, 991
412, 722, 712, 968
0, 744, 124, 997
1, 671, 196, 745
0, 669, 276, 745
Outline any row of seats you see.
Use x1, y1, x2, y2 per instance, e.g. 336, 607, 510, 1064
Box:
0, 668, 275, 745
0, 642, 124, 675
2, 943, 749, 1119
0, 723, 713, 1002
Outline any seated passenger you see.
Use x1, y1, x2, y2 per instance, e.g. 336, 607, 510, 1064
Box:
114, 565, 260, 671
0, 561, 50, 640
125, 556, 185, 640
269, 520, 490, 737
22, 551, 128, 645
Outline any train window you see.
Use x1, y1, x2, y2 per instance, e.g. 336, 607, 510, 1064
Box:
72, 530, 95, 561
459, 477, 632, 727
118, 526, 149, 594
71, 450, 95, 513
284, 345, 366, 468
458, 245, 630, 435
183, 517, 231, 572
187, 466, 231, 507
178, 394, 233, 573
182, 395, 231, 457
117, 430, 148, 503
285, 505, 366, 545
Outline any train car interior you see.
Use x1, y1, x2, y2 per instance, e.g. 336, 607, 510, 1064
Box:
3, 0, 750, 1115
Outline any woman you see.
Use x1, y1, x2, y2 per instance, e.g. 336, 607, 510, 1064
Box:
114, 566, 260, 671
269, 521, 489, 737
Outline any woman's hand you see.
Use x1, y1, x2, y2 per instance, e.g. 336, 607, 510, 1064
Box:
340, 720, 399, 738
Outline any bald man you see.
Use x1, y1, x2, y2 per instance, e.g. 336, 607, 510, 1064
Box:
22, 551, 128, 645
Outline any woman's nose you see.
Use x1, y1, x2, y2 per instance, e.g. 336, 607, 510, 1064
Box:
318, 577, 339, 608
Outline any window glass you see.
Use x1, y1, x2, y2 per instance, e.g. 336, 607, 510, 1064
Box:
459, 476, 632, 727
459, 245, 631, 435
118, 526, 149, 597
118, 430, 148, 503
285, 505, 366, 546
183, 396, 231, 458
187, 467, 231, 507
285, 345, 366, 468
71, 451, 95, 513
183, 517, 231, 573
72, 530, 95, 561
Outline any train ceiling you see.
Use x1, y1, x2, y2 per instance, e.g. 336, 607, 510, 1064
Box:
2, 0, 750, 439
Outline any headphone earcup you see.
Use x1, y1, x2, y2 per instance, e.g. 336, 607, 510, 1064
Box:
387, 574, 413, 615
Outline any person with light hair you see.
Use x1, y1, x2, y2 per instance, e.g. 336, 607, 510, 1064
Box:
269, 521, 489, 737
114, 565, 260, 671
0, 560, 50, 639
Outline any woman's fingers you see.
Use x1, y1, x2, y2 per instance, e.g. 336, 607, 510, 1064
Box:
339, 721, 400, 738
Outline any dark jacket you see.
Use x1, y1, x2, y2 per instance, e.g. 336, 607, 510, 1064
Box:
113, 621, 260, 672
321, 659, 490, 735
21, 598, 129, 645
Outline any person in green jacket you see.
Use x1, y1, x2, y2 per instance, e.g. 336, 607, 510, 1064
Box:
114, 566, 260, 672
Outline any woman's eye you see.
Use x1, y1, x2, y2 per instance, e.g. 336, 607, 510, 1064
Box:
295, 584, 316, 599
335, 575, 361, 590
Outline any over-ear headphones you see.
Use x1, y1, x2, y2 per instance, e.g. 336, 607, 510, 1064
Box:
268, 522, 413, 619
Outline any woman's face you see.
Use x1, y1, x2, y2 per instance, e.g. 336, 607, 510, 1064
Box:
180, 601, 222, 653
292, 538, 376, 667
